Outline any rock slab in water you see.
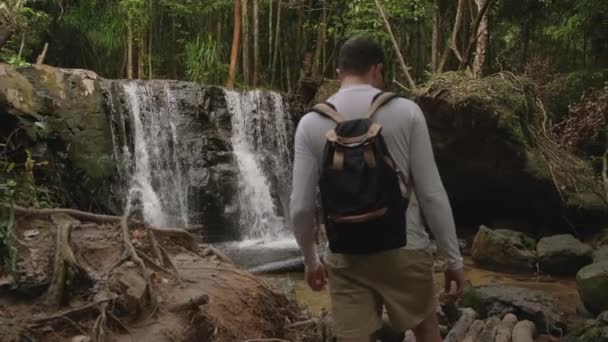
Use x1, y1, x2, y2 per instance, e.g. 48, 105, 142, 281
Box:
593, 245, 608, 263
537, 234, 593, 274
471, 226, 537, 272
577, 261, 608, 315
467, 285, 563, 329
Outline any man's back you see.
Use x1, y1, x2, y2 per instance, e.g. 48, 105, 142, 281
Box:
292, 84, 460, 257
289, 36, 463, 341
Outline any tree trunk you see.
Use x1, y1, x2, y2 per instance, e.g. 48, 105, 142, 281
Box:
472, 0, 490, 78
226, 0, 242, 89
431, 0, 440, 72
35, 42, 49, 65
17, 31, 25, 59
138, 30, 144, 79
374, 0, 418, 93
311, 1, 327, 80
268, 0, 273, 69
253, 0, 260, 86
270, 0, 282, 86
241, 0, 250, 86
127, 20, 134, 80
438, 0, 467, 72
148, 0, 154, 80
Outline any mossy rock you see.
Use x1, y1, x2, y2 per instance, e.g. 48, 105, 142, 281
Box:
577, 261, 608, 316
537, 234, 593, 275
471, 226, 537, 273
416, 72, 605, 229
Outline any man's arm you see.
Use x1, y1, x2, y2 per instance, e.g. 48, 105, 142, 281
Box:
408, 105, 463, 270
290, 116, 321, 269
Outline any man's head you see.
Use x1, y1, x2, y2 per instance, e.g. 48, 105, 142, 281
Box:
337, 36, 385, 89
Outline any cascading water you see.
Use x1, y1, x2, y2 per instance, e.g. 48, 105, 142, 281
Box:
108, 80, 294, 245
224, 89, 294, 241
115, 82, 190, 227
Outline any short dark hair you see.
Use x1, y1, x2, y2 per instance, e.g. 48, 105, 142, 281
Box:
338, 36, 384, 76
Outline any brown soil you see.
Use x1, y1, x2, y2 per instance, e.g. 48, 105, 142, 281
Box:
0, 212, 303, 342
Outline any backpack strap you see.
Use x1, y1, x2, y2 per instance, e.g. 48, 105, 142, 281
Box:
366, 92, 399, 119
311, 102, 346, 123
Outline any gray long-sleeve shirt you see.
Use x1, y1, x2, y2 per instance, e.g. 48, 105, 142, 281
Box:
290, 84, 463, 270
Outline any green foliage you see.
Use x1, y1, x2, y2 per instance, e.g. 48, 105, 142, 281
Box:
183, 34, 228, 84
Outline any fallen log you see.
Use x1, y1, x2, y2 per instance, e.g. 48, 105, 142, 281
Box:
477, 316, 500, 342
444, 308, 477, 342
168, 294, 210, 313
495, 313, 518, 342
512, 320, 536, 342
461, 319, 484, 342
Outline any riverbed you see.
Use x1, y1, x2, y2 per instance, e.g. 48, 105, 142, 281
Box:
261, 257, 580, 318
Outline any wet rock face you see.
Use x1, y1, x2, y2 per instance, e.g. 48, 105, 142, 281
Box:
471, 226, 537, 273
104, 80, 239, 239
537, 234, 593, 275
0, 63, 118, 212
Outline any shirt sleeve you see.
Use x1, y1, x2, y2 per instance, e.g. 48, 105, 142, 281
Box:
408, 106, 463, 270
290, 115, 321, 268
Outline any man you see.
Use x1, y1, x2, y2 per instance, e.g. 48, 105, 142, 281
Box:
290, 36, 464, 342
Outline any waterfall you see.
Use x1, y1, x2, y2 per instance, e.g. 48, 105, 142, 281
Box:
116, 82, 190, 227
224, 89, 293, 241
107, 81, 293, 242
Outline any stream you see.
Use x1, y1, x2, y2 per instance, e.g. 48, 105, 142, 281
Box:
261, 257, 579, 318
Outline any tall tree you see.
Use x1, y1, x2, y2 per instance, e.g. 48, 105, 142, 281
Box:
374, 0, 417, 92
127, 19, 134, 79
431, 0, 441, 72
226, 0, 241, 88
253, 0, 260, 86
472, 0, 490, 77
270, 0, 282, 86
241, 0, 250, 85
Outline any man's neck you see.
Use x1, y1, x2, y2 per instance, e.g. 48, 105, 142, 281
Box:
340, 76, 373, 89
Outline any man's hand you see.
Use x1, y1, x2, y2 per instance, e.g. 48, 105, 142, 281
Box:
305, 262, 328, 291
444, 267, 465, 302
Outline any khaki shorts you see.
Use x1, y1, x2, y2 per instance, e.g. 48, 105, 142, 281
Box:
325, 248, 437, 338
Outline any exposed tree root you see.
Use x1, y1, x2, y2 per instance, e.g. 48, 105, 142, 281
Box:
44, 215, 90, 309
4, 204, 197, 241
168, 294, 209, 313
120, 214, 156, 307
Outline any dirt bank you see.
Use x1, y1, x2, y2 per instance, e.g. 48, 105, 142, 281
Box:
0, 207, 306, 342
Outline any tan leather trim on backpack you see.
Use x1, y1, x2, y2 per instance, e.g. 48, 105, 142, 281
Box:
366, 92, 397, 118
332, 149, 344, 170
330, 123, 383, 146
330, 207, 388, 223
313, 103, 346, 123
363, 145, 376, 168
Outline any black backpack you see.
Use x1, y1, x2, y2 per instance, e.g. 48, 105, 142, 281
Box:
311, 92, 409, 254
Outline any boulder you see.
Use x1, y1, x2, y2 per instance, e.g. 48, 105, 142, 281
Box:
416, 72, 607, 230
593, 246, 608, 263
537, 234, 593, 274
471, 226, 537, 272
463, 285, 564, 329
0, 63, 119, 212
577, 261, 608, 315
